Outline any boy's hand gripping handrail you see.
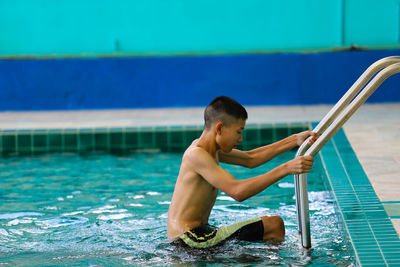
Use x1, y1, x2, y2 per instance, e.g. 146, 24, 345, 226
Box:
294, 57, 400, 248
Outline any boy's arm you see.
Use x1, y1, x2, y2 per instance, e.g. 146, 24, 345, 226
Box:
219, 131, 317, 168
189, 146, 314, 202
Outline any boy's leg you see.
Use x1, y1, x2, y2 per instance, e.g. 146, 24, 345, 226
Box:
178, 217, 284, 248
261, 215, 285, 242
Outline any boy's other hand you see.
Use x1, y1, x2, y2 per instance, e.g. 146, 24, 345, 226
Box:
284, 156, 314, 175
295, 131, 319, 146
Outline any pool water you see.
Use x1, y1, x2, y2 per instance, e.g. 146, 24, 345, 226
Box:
0, 152, 355, 266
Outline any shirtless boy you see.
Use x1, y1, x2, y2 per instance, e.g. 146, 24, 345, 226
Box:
167, 96, 317, 248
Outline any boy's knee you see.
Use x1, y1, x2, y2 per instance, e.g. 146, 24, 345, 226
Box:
261, 215, 285, 242
262, 215, 284, 230
274, 216, 284, 229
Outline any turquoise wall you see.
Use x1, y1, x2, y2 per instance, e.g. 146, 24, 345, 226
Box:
1, 0, 399, 56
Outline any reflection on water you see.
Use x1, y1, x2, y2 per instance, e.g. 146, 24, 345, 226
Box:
0, 153, 355, 266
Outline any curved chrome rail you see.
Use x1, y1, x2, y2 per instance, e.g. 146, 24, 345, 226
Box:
294, 57, 400, 248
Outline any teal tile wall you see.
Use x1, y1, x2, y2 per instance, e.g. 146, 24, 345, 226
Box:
0, 124, 309, 157
319, 125, 400, 266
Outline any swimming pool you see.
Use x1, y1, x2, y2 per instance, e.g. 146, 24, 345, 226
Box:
0, 149, 355, 266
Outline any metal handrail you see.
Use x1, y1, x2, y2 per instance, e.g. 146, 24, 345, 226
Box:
294, 57, 400, 233
294, 57, 400, 248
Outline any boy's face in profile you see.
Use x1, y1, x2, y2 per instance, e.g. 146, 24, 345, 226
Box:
217, 118, 246, 153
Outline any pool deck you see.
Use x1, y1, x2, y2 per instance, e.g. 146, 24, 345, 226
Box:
0, 103, 399, 237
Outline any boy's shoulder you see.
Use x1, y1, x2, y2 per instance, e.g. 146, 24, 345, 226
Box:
184, 145, 221, 174
184, 140, 205, 159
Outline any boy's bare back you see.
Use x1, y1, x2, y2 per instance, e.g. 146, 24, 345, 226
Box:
167, 139, 219, 239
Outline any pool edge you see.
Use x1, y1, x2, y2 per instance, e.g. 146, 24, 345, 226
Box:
318, 127, 400, 266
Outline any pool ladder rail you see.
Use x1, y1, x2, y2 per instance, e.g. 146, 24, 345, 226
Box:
294, 56, 400, 249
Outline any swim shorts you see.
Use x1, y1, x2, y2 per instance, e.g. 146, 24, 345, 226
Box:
177, 217, 264, 249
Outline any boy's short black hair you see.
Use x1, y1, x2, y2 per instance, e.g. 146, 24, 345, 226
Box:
204, 96, 248, 129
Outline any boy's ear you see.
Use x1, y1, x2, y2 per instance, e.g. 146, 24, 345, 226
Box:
215, 121, 223, 135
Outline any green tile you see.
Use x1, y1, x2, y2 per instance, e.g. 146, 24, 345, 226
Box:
244, 128, 259, 144
357, 252, 385, 259
374, 228, 398, 236
181, 132, 192, 148
79, 133, 94, 151
16, 138, 32, 154
384, 250, 400, 257
365, 211, 388, 219
94, 133, 108, 151
341, 205, 363, 212
385, 261, 400, 267
275, 126, 289, 141
359, 263, 386, 266
155, 131, 168, 151
351, 240, 376, 244
370, 223, 396, 231
125, 131, 138, 148
63, 133, 78, 152
347, 231, 374, 239
359, 264, 386, 267
110, 132, 123, 147
353, 243, 380, 251
373, 230, 399, 236
2, 135, 16, 153
357, 249, 383, 255
362, 205, 386, 212
139, 131, 154, 148
358, 257, 385, 264
170, 131, 184, 145
377, 241, 400, 246
260, 127, 274, 144
289, 126, 309, 135
48, 133, 62, 152
385, 259, 400, 265
346, 222, 370, 228
33, 134, 47, 148
383, 253, 400, 260
379, 245, 400, 251
376, 235, 400, 244
347, 229, 373, 236
17, 134, 31, 148
342, 212, 368, 221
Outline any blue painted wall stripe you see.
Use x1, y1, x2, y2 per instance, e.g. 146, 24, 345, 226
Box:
0, 50, 399, 111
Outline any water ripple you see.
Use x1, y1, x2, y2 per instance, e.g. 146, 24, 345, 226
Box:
0, 153, 355, 266
0, 212, 44, 220
35, 216, 89, 229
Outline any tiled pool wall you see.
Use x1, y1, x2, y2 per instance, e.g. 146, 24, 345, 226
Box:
319, 128, 400, 266
1, 123, 399, 266
0, 124, 308, 157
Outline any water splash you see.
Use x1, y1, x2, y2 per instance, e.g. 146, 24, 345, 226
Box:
0, 153, 355, 266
